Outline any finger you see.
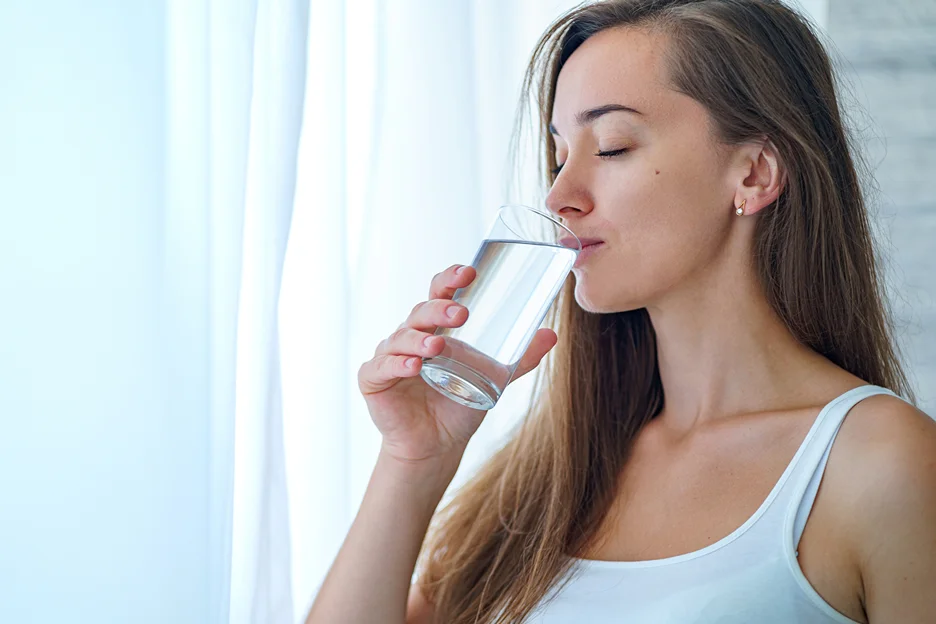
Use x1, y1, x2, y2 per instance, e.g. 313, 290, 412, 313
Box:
374, 327, 444, 358
358, 354, 423, 395
510, 328, 558, 382
400, 299, 468, 332
428, 264, 476, 301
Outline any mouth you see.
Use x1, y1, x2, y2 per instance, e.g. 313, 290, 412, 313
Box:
573, 241, 605, 268
559, 236, 604, 250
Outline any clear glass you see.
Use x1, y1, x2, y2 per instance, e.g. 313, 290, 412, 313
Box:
419, 204, 581, 410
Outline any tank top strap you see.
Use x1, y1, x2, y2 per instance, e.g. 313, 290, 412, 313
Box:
779, 384, 900, 551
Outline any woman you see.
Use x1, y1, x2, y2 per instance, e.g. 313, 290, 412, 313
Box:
308, 1, 936, 622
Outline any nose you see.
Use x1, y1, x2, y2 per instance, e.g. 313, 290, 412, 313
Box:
545, 169, 593, 221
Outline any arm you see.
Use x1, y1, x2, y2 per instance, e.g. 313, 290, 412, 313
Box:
305, 447, 456, 624
847, 397, 936, 622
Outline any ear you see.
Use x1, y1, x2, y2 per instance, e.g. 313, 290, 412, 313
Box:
733, 138, 785, 216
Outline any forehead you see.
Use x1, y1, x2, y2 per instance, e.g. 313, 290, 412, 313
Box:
551, 26, 674, 130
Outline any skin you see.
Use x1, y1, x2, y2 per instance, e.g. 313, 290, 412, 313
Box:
541, 25, 936, 624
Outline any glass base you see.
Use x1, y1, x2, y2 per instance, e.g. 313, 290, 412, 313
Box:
420, 355, 499, 411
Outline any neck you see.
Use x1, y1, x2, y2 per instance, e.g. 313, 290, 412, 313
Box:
645, 251, 836, 437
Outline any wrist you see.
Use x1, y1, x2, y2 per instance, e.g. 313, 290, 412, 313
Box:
376, 443, 464, 491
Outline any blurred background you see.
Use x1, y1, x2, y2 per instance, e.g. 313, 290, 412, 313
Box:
0, 1, 932, 623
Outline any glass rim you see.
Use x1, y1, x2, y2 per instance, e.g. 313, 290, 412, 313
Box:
497, 203, 582, 251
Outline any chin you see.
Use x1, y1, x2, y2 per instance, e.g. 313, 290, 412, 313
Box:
572, 281, 628, 314
572, 272, 647, 315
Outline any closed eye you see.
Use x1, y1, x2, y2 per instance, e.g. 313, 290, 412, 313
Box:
550, 148, 630, 176
596, 147, 629, 159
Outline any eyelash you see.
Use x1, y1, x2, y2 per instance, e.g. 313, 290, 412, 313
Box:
551, 148, 629, 175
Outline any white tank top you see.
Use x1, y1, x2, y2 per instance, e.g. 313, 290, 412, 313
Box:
526, 384, 900, 624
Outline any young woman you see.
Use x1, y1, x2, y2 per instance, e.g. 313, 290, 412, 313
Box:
308, 1, 936, 622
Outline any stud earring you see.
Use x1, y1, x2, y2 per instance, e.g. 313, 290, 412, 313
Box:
735, 199, 746, 216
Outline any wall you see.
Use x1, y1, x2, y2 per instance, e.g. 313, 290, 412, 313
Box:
0, 1, 209, 622
827, 0, 936, 414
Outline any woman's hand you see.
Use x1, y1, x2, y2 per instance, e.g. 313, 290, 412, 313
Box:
357, 264, 558, 472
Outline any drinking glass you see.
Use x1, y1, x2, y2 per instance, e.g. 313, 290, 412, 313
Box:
419, 204, 581, 410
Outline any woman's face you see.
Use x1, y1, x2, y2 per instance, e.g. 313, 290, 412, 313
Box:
547, 26, 742, 314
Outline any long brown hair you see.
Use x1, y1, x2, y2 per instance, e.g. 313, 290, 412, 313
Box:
416, 1, 916, 622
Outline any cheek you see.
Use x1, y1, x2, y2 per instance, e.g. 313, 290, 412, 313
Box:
577, 151, 730, 311
648, 144, 727, 238
599, 159, 662, 225
650, 168, 728, 273
599, 157, 686, 247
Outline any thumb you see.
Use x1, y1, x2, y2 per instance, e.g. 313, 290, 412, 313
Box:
511, 328, 558, 382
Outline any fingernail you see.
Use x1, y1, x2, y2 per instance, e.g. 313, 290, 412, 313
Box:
405, 357, 418, 368
455, 265, 466, 274
423, 336, 435, 348
446, 305, 460, 318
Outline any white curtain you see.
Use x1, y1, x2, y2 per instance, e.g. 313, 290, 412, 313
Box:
166, 0, 310, 622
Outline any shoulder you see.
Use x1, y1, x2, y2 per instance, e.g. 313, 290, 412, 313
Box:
834, 391, 936, 516
836, 391, 936, 483
832, 391, 936, 621
835, 391, 935, 459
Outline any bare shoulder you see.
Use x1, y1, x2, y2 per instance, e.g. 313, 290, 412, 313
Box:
834, 392, 936, 509
833, 392, 936, 623
839, 392, 935, 450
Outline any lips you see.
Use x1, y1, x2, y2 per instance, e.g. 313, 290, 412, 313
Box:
559, 236, 604, 249
572, 241, 605, 268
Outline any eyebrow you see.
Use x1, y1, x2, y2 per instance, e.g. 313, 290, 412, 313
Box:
548, 103, 644, 137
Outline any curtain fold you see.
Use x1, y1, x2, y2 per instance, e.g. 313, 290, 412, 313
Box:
166, 0, 310, 622
278, 0, 349, 619
230, 1, 311, 623
165, 0, 260, 621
